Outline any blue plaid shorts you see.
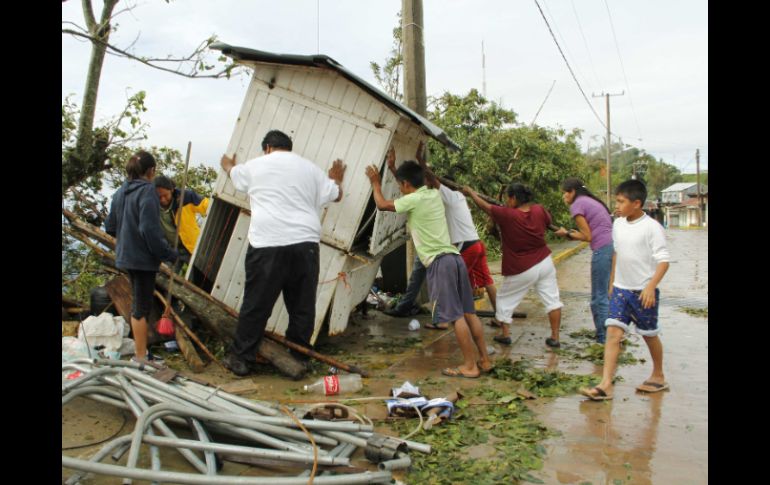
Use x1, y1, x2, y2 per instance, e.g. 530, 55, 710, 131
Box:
606, 287, 661, 336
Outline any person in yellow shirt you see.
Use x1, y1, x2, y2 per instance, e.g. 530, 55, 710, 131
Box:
153, 175, 209, 274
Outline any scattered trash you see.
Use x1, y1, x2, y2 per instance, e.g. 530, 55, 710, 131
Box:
163, 340, 180, 352
77, 312, 127, 353
408, 319, 420, 331
118, 338, 135, 357
486, 345, 497, 356
303, 373, 363, 395
392, 381, 421, 398
62, 337, 91, 363
62, 360, 425, 483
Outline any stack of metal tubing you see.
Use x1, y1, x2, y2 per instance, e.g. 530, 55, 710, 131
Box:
62, 358, 430, 484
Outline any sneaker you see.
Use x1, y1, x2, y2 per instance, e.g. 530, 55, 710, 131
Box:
131, 351, 166, 366
383, 307, 410, 318
545, 337, 561, 348
222, 353, 252, 377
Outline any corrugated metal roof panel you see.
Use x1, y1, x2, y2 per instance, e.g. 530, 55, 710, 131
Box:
210, 43, 460, 151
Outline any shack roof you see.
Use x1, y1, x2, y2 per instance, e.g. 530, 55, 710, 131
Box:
211, 43, 460, 151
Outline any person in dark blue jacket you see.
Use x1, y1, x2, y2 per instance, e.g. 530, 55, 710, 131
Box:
105, 151, 178, 364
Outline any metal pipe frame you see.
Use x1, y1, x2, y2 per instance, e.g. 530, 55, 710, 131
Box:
63, 456, 393, 485
140, 435, 350, 467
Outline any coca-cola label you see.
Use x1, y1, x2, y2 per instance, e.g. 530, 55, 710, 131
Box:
323, 375, 339, 395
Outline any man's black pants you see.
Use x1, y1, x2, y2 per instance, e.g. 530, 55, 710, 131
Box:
231, 242, 319, 363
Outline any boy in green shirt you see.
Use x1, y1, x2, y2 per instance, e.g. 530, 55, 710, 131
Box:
365, 154, 492, 378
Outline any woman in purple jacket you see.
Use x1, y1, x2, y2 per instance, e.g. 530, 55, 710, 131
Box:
555, 178, 613, 343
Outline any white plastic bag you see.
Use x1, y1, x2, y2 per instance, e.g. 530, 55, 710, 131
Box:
77, 312, 124, 351
62, 337, 91, 363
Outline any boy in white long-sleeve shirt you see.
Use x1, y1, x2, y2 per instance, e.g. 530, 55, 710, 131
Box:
581, 180, 670, 400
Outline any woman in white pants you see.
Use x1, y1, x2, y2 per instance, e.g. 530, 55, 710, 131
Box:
463, 183, 563, 347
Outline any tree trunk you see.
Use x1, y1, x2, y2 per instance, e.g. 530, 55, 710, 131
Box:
65, 0, 120, 195
65, 210, 304, 377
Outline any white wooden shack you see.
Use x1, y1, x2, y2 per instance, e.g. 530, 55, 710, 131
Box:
187, 43, 459, 344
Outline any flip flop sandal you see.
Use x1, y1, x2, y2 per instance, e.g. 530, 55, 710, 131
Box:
477, 360, 494, 373
493, 335, 512, 345
580, 386, 613, 401
636, 381, 670, 393
441, 367, 480, 379
424, 322, 449, 330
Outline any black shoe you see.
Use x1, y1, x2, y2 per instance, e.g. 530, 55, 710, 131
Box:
493, 335, 512, 345
545, 337, 561, 348
223, 353, 251, 376
383, 307, 410, 317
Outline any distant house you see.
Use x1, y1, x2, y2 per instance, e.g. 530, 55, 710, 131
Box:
661, 182, 708, 228
661, 182, 708, 205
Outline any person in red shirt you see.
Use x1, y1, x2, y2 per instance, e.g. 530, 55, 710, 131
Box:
464, 183, 564, 348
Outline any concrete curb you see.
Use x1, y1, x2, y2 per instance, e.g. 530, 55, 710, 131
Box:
551, 242, 589, 265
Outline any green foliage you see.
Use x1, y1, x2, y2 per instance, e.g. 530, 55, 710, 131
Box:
370, 11, 403, 101
425, 89, 587, 250
61, 95, 216, 306
558, 329, 643, 365
489, 358, 600, 397
390, 386, 554, 484
583, 141, 683, 202
679, 307, 707, 318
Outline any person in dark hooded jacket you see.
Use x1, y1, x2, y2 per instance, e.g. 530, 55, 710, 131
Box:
105, 151, 178, 364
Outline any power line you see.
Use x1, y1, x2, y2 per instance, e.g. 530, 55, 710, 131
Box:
532, 0, 606, 130
541, 0, 594, 94
603, 0, 643, 142
571, 0, 603, 93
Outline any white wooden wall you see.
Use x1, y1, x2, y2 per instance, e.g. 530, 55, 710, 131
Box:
325, 254, 383, 340
201, 62, 437, 340
368, 120, 426, 255
211, 220, 348, 344
215, 64, 401, 252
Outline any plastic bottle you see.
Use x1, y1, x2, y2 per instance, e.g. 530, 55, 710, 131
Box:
303, 374, 363, 396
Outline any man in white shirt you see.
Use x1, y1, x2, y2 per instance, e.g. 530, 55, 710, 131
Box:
220, 130, 346, 376
581, 180, 670, 401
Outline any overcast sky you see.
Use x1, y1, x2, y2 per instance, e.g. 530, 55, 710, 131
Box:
62, 0, 708, 174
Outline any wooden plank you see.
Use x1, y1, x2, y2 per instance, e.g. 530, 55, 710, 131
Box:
291, 107, 319, 156
312, 73, 336, 104
340, 84, 361, 114
325, 76, 349, 108
300, 69, 323, 98
368, 132, 421, 255
243, 92, 283, 162
302, 112, 331, 164
267, 97, 294, 140
327, 254, 382, 336
287, 69, 309, 95
322, 129, 391, 252
351, 88, 372, 120
216, 72, 262, 195
281, 102, 306, 142
365, 101, 387, 126
211, 212, 251, 304
219, 89, 270, 198
312, 116, 343, 169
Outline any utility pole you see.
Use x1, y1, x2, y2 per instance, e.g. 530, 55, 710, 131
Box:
402, 0, 426, 116
592, 91, 624, 206
695, 148, 702, 226
402, 0, 426, 289
381, 0, 427, 294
